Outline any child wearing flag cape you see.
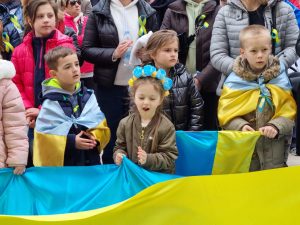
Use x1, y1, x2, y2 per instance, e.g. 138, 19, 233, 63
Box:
33, 46, 110, 166
218, 25, 296, 171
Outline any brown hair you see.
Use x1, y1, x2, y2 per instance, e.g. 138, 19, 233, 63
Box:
142, 30, 179, 64
130, 76, 166, 153
23, 0, 58, 35
44, 46, 76, 70
239, 25, 271, 48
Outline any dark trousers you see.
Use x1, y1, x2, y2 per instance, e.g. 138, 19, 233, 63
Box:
201, 91, 219, 130
96, 85, 129, 164
290, 73, 300, 155
27, 128, 34, 167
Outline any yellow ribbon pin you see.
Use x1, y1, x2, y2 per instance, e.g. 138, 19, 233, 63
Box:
138, 16, 147, 37
2, 32, 14, 53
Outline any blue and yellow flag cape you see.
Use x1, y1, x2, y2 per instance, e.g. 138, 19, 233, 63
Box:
218, 63, 296, 126
33, 90, 110, 166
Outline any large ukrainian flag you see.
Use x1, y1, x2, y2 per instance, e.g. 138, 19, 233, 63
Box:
1, 157, 300, 225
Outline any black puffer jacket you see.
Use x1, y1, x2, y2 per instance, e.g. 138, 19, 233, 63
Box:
163, 63, 204, 131
82, 0, 159, 87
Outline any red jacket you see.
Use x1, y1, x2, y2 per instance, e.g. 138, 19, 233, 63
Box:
11, 29, 74, 109
64, 13, 94, 76
290, 0, 300, 9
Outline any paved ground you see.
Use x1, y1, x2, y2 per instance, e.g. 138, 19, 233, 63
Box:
287, 153, 300, 166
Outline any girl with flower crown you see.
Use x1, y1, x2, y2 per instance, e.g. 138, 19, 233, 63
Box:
113, 65, 178, 174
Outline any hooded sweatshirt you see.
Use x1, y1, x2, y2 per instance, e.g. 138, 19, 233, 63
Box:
184, 0, 210, 74
110, 0, 139, 86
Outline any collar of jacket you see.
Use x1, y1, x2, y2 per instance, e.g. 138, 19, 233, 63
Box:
93, 0, 156, 18
23, 29, 66, 46
232, 55, 281, 82
168, 0, 218, 15
169, 63, 186, 78
228, 0, 280, 11
150, 0, 175, 9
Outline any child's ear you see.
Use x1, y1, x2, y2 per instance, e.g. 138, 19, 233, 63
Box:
49, 70, 57, 78
150, 52, 156, 60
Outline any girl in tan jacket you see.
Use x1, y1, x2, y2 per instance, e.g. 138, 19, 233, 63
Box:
0, 59, 28, 174
113, 65, 178, 174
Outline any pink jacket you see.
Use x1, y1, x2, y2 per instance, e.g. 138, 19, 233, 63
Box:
11, 29, 74, 109
0, 60, 28, 168
64, 13, 94, 76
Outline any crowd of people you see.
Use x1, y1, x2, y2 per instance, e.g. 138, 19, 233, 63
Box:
0, 0, 300, 175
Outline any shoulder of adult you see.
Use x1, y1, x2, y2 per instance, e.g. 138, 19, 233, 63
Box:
166, 0, 186, 14
137, 0, 157, 17
91, 0, 110, 15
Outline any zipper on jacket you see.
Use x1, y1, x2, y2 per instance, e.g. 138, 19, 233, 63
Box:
140, 127, 145, 150
39, 39, 44, 69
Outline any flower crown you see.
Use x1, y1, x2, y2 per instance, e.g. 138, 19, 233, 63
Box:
128, 65, 173, 96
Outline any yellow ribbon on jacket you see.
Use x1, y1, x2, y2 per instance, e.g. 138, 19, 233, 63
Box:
218, 85, 296, 126
138, 16, 147, 37
2, 32, 14, 53
10, 15, 22, 30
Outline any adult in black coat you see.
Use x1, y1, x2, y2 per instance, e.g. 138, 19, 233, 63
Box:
82, 0, 159, 164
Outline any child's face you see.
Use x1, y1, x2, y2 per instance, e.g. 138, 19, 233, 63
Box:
151, 39, 178, 72
51, 54, 81, 92
240, 34, 271, 74
134, 82, 162, 120
32, 3, 56, 37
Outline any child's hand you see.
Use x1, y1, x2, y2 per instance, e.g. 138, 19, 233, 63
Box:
241, 125, 255, 132
26, 108, 40, 118
115, 152, 126, 165
137, 146, 147, 165
27, 117, 36, 128
75, 131, 97, 150
194, 78, 201, 90
259, 126, 278, 139
13, 166, 25, 175
82, 131, 95, 141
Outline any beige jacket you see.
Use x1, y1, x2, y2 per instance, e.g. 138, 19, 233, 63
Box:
114, 113, 178, 174
0, 60, 28, 167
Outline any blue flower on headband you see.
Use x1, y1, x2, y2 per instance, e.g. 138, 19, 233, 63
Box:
133, 66, 143, 78
156, 69, 166, 80
143, 65, 156, 77
163, 77, 173, 91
